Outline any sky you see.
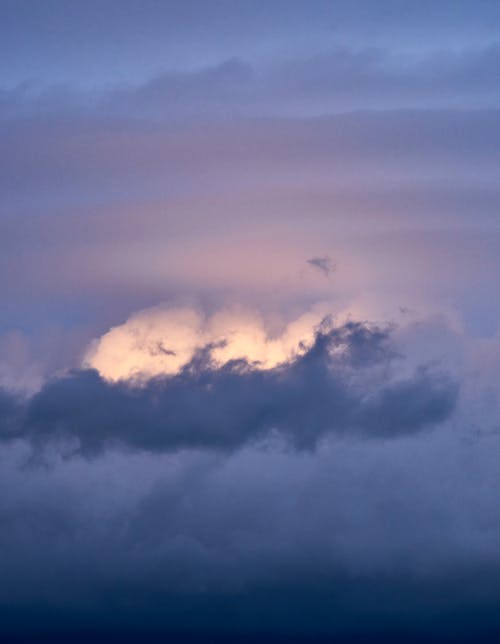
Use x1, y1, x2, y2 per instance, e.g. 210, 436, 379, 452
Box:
2, 1, 500, 641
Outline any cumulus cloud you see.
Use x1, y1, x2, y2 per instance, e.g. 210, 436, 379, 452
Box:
0, 315, 458, 457
84, 305, 326, 381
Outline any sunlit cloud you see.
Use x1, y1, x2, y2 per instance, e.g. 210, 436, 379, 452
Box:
84, 304, 327, 382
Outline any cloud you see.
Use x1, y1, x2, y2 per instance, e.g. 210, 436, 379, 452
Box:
84, 305, 326, 381
307, 255, 336, 277
118, 42, 500, 114
5, 43, 500, 121
0, 318, 458, 457
109, 57, 255, 119
1, 417, 500, 640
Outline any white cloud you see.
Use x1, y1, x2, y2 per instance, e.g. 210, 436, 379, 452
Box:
84, 304, 328, 382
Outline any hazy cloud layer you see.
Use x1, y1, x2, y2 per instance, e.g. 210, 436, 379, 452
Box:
2, 107, 500, 337
4, 42, 500, 118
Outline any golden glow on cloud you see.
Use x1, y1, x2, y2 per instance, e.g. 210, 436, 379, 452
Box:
84, 305, 326, 382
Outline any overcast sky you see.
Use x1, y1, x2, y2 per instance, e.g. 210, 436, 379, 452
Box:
2, 2, 500, 641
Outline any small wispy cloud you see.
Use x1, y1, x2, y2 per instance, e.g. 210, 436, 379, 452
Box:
307, 255, 336, 277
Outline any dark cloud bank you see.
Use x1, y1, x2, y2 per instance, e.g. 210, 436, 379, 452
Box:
0, 320, 486, 643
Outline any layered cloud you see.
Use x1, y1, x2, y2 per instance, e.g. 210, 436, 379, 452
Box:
5, 42, 500, 121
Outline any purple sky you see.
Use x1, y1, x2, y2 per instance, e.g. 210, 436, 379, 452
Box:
1, 2, 500, 641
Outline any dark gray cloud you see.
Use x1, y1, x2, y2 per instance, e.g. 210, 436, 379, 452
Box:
307, 255, 336, 277
2, 417, 500, 641
0, 388, 19, 435
0, 321, 457, 457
